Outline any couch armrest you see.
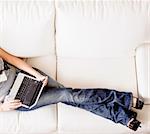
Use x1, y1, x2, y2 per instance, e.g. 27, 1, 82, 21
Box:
136, 43, 150, 104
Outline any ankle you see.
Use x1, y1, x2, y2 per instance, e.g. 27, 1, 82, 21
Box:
132, 97, 137, 107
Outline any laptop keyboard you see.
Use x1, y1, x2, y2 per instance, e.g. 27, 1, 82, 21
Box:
15, 76, 43, 106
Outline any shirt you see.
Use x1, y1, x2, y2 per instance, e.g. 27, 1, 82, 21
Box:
0, 58, 16, 103
0, 58, 8, 82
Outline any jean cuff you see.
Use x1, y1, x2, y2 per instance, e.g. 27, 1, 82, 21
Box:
128, 92, 133, 110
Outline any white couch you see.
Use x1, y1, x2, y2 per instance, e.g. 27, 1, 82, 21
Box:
0, 0, 150, 134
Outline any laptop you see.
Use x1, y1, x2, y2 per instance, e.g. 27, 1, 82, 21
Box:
6, 72, 45, 109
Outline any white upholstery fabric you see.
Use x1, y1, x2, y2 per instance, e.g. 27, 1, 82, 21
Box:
0, 111, 19, 133
27, 54, 57, 78
56, 1, 148, 58
17, 105, 57, 134
136, 105, 150, 133
57, 57, 137, 94
0, 0, 55, 57
0, 106, 57, 134
136, 43, 150, 104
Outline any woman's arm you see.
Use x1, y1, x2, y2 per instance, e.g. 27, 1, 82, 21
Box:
0, 48, 48, 85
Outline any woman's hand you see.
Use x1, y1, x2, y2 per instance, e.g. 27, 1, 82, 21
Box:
0, 99, 22, 112
36, 75, 48, 86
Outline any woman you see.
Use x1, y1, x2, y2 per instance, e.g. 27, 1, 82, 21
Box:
0, 48, 144, 131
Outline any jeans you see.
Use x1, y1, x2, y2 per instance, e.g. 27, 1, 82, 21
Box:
16, 69, 134, 127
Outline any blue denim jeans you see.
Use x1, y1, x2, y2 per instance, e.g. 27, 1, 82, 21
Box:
16, 69, 134, 127
17, 85, 134, 126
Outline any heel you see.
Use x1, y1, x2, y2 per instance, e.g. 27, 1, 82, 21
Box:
128, 119, 141, 131
134, 98, 144, 110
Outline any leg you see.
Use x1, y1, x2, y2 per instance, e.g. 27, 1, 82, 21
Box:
62, 88, 133, 110
61, 88, 135, 126
62, 88, 141, 131
16, 87, 68, 111
16, 87, 140, 130
17, 87, 132, 114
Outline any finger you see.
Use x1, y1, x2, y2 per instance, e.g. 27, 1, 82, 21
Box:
9, 102, 22, 106
43, 78, 48, 84
9, 105, 21, 110
43, 76, 48, 81
9, 103, 22, 109
9, 99, 21, 103
43, 77, 48, 85
43, 81, 48, 86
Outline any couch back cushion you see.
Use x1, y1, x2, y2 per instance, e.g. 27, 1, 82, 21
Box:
0, 1, 55, 57
56, 1, 149, 58
56, 1, 149, 91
